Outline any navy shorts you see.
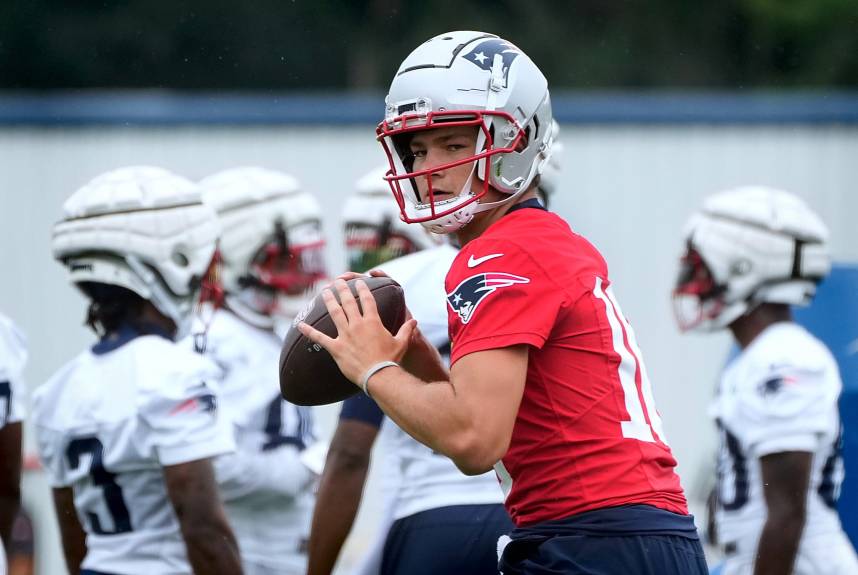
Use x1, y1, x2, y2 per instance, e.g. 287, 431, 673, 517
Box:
499, 505, 708, 575
381, 503, 513, 575
499, 532, 707, 574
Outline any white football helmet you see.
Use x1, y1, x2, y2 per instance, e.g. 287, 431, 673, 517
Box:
377, 30, 555, 234
673, 186, 831, 332
342, 166, 442, 272
199, 167, 327, 325
537, 120, 562, 206
52, 166, 219, 339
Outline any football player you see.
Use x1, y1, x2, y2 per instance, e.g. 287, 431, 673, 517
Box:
299, 30, 706, 575
674, 186, 858, 574
306, 166, 512, 575
32, 166, 243, 575
197, 166, 325, 575
0, 314, 26, 575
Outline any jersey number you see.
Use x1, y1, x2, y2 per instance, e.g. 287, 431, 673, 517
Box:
594, 278, 667, 444
716, 421, 749, 511
818, 426, 844, 509
262, 399, 313, 452
66, 437, 132, 535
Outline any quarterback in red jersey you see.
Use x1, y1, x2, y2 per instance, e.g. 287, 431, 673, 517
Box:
299, 31, 707, 574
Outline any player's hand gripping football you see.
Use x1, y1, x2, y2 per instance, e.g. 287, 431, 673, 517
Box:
297, 278, 417, 386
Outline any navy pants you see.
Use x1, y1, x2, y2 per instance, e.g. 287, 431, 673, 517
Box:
499, 532, 708, 574
382, 503, 513, 575
499, 505, 709, 575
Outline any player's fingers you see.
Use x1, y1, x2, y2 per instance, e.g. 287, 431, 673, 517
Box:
297, 321, 336, 351
355, 279, 379, 319
394, 318, 418, 349
367, 269, 390, 278
321, 288, 349, 332
336, 271, 367, 282
334, 279, 361, 321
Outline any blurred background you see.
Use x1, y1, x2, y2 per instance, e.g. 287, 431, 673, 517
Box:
1, 1, 857, 573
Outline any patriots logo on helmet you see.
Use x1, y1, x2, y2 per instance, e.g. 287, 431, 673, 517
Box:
447, 272, 530, 324
463, 38, 521, 86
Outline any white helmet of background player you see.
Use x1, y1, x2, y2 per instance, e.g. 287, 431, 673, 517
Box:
377, 30, 555, 234
343, 165, 441, 272
199, 166, 327, 326
52, 166, 219, 340
673, 186, 831, 332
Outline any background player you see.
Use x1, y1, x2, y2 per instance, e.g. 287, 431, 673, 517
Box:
307, 166, 511, 575
198, 166, 325, 575
673, 186, 858, 574
33, 166, 242, 575
0, 314, 26, 575
300, 30, 707, 574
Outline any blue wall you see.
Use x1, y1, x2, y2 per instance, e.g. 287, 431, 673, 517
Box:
0, 91, 857, 126
794, 264, 858, 543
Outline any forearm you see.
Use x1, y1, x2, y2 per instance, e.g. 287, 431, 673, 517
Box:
754, 514, 805, 575
0, 493, 19, 550
53, 487, 87, 573
181, 520, 243, 575
367, 367, 490, 474
307, 459, 368, 575
0, 423, 22, 548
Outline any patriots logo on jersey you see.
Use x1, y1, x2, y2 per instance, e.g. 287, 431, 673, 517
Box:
758, 374, 798, 397
447, 272, 529, 324
463, 38, 521, 86
170, 388, 217, 415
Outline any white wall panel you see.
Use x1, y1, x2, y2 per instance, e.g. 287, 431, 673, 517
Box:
2, 124, 856, 573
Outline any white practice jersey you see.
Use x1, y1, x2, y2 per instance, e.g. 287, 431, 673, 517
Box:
200, 310, 317, 574
33, 331, 235, 575
712, 322, 858, 574
0, 314, 27, 429
377, 244, 504, 520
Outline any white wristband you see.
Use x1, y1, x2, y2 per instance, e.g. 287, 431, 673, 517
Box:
360, 361, 399, 397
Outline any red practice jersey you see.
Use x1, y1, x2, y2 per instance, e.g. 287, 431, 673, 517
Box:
446, 206, 689, 527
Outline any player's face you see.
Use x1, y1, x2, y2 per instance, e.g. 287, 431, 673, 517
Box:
408, 125, 480, 204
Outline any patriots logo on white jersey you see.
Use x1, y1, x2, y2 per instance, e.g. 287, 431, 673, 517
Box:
447, 272, 529, 324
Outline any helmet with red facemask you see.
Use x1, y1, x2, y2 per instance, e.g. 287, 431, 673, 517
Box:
377, 30, 555, 234
343, 166, 442, 272
673, 186, 831, 332
199, 167, 327, 328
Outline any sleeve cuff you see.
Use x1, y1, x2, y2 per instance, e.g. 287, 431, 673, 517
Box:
157, 434, 235, 466
752, 433, 819, 458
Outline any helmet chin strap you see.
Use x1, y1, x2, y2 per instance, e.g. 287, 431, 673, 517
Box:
472, 184, 531, 214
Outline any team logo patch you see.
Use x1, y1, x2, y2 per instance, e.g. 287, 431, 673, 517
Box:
463, 39, 521, 86
758, 374, 797, 397
447, 272, 529, 324
170, 385, 217, 415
